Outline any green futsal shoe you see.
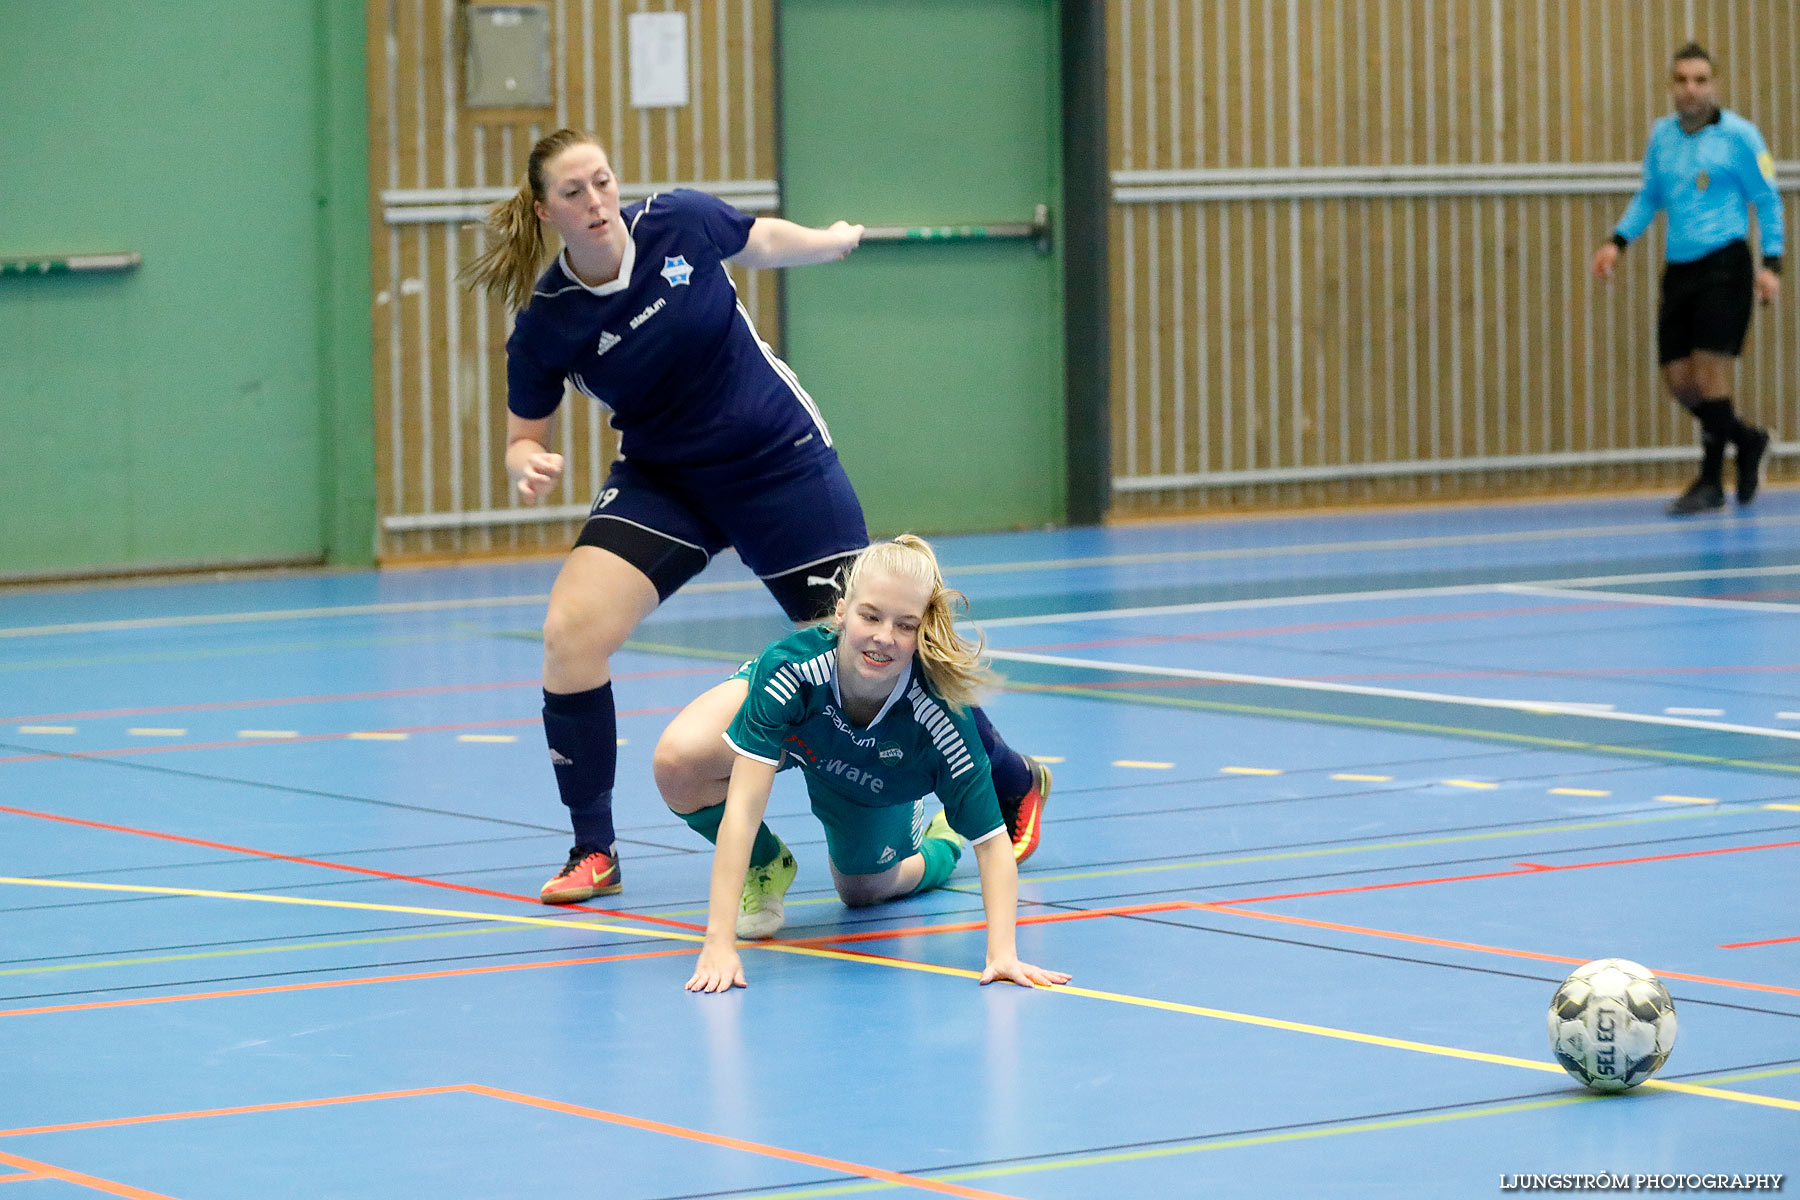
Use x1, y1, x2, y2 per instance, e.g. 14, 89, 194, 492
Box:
925, 809, 963, 848
737, 839, 797, 940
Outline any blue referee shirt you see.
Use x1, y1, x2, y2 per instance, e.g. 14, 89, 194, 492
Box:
1614, 109, 1784, 266
506, 189, 833, 471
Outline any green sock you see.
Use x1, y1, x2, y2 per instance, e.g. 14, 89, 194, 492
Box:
677, 805, 784, 869
909, 832, 963, 895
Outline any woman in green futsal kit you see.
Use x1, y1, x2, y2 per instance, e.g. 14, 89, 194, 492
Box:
652, 535, 1071, 993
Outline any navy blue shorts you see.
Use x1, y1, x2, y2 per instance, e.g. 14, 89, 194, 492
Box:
574, 450, 868, 621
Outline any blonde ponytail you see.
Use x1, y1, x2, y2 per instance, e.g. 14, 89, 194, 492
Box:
458, 128, 605, 312
838, 534, 996, 711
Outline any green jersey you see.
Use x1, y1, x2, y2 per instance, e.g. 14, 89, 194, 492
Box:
725, 625, 1005, 847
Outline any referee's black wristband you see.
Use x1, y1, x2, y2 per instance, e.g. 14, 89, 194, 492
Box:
1764, 256, 1782, 276
1609, 233, 1629, 251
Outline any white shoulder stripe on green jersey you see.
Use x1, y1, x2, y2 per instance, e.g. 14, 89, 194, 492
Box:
907, 683, 975, 777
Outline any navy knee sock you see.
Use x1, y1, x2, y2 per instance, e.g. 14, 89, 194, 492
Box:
971, 706, 1032, 804
542, 684, 617, 851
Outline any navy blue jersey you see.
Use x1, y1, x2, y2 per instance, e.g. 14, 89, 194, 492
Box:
505, 189, 833, 470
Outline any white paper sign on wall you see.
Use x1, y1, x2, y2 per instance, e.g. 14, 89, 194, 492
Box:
629, 12, 689, 108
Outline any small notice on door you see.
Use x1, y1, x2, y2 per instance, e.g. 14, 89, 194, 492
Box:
629, 12, 689, 108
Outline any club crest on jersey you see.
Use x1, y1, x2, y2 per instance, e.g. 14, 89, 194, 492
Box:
660, 255, 693, 286
877, 742, 904, 764
596, 330, 621, 356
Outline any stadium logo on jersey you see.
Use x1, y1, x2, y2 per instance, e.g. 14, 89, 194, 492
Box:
660, 255, 694, 286
596, 330, 621, 356
629, 298, 665, 329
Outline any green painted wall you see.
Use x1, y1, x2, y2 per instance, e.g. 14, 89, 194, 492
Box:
779, 0, 1066, 536
0, 0, 374, 579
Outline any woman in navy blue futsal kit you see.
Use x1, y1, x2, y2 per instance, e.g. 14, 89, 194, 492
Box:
464, 129, 1049, 903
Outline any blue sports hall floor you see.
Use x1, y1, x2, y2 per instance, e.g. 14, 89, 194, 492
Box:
2, 490, 1796, 1198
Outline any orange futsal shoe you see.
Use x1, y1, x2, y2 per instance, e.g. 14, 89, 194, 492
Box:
1004, 758, 1051, 864
540, 844, 622, 904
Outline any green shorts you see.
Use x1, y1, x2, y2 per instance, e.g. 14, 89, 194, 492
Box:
799, 773, 929, 876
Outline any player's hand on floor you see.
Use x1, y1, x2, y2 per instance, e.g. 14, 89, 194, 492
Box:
516, 452, 564, 503
979, 957, 1071, 989
686, 945, 746, 992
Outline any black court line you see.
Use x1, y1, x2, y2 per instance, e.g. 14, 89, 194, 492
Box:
0, 740, 570, 832
0, 918, 490, 967
0, 935, 679, 1005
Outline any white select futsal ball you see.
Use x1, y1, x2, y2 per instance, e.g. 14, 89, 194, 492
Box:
1546, 958, 1677, 1091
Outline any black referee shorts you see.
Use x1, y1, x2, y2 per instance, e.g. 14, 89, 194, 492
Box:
1657, 239, 1755, 365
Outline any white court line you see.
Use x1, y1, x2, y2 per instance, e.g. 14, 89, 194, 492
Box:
1497, 582, 1800, 615
6, 540, 1799, 641
984, 648, 1800, 743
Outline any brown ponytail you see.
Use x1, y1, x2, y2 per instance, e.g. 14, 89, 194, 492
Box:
460, 128, 605, 312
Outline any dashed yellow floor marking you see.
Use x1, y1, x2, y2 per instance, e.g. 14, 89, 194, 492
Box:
1549, 787, 1610, 796
1766, 803, 1800, 813
1221, 766, 1282, 776
1113, 760, 1174, 770
1656, 794, 1717, 805
126, 728, 186, 737
457, 734, 517, 743
237, 730, 299, 739
1332, 773, 1392, 782
17, 726, 76, 735
1031, 755, 1066, 763
1443, 779, 1498, 790
348, 731, 408, 740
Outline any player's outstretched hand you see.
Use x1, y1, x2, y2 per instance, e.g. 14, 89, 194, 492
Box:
686, 944, 747, 993
826, 220, 864, 260
516, 452, 565, 503
1591, 243, 1620, 280
979, 956, 1072, 989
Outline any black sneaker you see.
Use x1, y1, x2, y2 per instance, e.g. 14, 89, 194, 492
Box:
1665, 478, 1725, 516
1736, 427, 1771, 505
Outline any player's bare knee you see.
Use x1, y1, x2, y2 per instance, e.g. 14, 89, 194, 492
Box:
652, 734, 705, 812
834, 878, 885, 907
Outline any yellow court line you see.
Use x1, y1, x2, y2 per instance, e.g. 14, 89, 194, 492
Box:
456, 735, 517, 743
1657, 795, 1718, 805
1443, 779, 1499, 790
1768, 803, 1800, 813
4, 877, 1794, 1115
1113, 760, 1174, 769
0, 877, 690, 942
1549, 787, 1610, 797
1332, 773, 1392, 782
125, 729, 186, 738
347, 731, 408, 741
1221, 767, 1282, 776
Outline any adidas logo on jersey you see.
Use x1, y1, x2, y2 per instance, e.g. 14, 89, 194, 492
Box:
596, 330, 621, 356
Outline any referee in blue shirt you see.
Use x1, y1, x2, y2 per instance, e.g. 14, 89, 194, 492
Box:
1592, 43, 1783, 515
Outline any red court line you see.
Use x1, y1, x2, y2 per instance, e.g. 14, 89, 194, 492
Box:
0, 945, 695, 1020
0, 1087, 462, 1139
464, 1084, 1025, 1200
0, 1149, 175, 1199
0, 665, 727, 725
0, 1171, 44, 1183
1178, 903, 1800, 998
1005, 602, 1628, 655
0, 803, 705, 931
0, 706, 682, 766
1719, 934, 1800, 949
1213, 837, 1800, 907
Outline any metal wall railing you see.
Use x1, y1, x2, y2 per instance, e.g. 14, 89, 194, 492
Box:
1107, 0, 1800, 512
